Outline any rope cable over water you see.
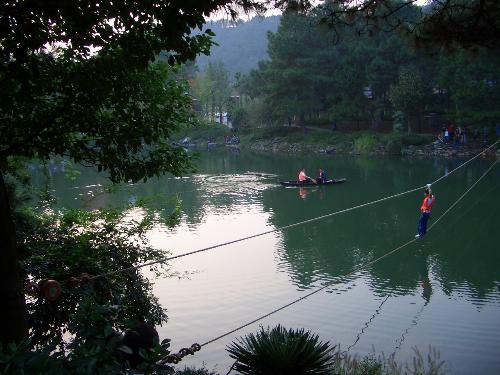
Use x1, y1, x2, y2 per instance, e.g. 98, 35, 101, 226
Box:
342, 295, 391, 356
88, 140, 499, 282
197, 158, 498, 348
428, 159, 498, 231
392, 301, 427, 357
430, 139, 498, 185
200, 238, 419, 347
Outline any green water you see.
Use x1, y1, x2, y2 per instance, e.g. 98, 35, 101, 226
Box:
39, 151, 500, 374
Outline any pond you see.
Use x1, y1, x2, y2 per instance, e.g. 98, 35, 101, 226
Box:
40, 150, 500, 374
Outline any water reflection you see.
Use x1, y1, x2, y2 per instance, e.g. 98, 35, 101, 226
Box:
34, 151, 500, 374
260, 157, 499, 304
35, 152, 500, 301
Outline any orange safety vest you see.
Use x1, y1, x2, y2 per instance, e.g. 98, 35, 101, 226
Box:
420, 195, 435, 213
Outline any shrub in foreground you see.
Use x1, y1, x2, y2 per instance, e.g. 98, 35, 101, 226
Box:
226, 325, 334, 375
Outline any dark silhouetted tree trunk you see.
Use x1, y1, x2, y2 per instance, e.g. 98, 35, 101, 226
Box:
0, 171, 28, 346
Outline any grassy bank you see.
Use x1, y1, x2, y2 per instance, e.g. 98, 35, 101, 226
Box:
175, 122, 435, 155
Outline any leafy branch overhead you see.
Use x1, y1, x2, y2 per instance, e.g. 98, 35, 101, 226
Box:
0, 0, 265, 181
291, 0, 500, 49
0, 0, 272, 350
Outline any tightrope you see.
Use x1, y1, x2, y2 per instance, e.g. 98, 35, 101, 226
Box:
89, 140, 499, 281
196, 158, 498, 348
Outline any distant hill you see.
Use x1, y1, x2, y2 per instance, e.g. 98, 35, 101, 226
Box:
196, 16, 280, 79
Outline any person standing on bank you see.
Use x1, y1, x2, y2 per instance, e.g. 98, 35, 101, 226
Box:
416, 184, 435, 238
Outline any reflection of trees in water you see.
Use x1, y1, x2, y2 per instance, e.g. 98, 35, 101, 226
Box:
266, 186, 423, 294
42, 154, 500, 302
269, 157, 423, 294
263, 159, 499, 302
427, 174, 500, 303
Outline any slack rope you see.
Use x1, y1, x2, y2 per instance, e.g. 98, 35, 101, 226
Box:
341, 294, 391, 357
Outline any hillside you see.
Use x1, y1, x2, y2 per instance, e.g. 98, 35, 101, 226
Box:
197, 16, 280, 79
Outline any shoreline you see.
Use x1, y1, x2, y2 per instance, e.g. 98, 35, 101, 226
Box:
177, 125, 499, 159
218, 139, 500, 159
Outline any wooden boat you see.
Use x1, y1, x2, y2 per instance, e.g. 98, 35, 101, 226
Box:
279, 178, 347, 187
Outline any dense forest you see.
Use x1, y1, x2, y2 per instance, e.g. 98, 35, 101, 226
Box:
191, 5, 500, 134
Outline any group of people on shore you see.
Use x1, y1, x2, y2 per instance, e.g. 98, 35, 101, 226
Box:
298, 168, 328, 184
439, 124, 467, 145
438, 124, 495, 145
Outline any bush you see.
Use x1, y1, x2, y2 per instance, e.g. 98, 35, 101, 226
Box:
306, 117, 332, 127
332, 346, 447, 375
354, 134, 378, 154
226, 325, 334, 375
1, 194, 182, 374
240, 98, 275, 128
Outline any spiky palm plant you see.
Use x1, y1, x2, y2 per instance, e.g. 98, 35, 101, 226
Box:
226, 325, 334, 375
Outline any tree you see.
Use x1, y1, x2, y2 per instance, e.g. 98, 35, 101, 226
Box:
0, 0, 263, 347
240, 1, 500, 132
389, 66, 430, 133
308, 0, 500, 49
192, 61, 232, 122
436, 49, 500, 125
365, 34, 413, 127
208, 61, 232, 123
243, 11, 339, 125
329, 41, 370, 129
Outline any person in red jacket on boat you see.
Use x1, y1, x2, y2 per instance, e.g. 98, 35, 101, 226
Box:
416, 184, 435, 238
298, 168, 314, 183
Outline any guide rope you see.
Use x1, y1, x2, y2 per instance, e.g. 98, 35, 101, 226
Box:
431, 139, 498, 185
199, 239, 419, 348
341, 294, 391, 357
428, 161, 498, 232
392, 300, 427, 356
225, 360, 238, 375
87, 140, 499, 282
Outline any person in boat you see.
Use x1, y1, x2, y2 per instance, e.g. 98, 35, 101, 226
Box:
416, 184, 435, 238
317, 168, 327, 183
298, 168, 314, 183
